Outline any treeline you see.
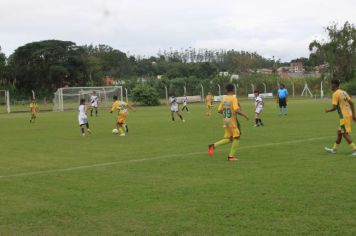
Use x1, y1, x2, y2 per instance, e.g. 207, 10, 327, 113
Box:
0, 21, 354, 99
0, 41, 277, 99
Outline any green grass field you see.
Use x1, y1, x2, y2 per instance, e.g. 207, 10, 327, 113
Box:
0, 99, 356, 235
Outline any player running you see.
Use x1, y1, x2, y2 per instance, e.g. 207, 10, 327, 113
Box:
324, 80, 356, 156
277, 84, 288, 115
170, 95, 185, 122
205, 91, 214, 116
208, 84, 249, 161
110, 95, 135, 136
254, 90, 264, 127
29, 99, 38, 123
78, 99, 92, 136
181, 94, 189, 112
90, 91, 99, 117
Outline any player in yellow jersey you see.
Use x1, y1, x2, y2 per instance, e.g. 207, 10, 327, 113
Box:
325, 80, 356, 156
208, 84, 249, 161
205, 91, 214, 116
29, 99, 38, 123
110, 95, 135, 136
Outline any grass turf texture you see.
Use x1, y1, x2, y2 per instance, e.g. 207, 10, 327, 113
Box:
0, 99, 356, 235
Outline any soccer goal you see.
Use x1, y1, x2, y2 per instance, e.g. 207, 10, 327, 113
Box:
53, 86, 123, 112
0, 90, 11, 113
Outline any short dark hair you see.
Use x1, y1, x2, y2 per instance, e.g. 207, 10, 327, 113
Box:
113, 95, 118, 100
80, 98, 85, 105
225, 83, 234, 92
254, 90, 260, 94
331, 79, 340, 87
280, 83, 285, 88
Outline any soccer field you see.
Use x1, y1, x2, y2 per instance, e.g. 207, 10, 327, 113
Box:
0, 99, 356, 235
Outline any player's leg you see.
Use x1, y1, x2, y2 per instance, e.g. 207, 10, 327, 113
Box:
124, 123, 129, 133
171, 111, 175, 121
325, 130, 342, 154
85, 121, 91, 134
176, 111, 185, 122
278, 99, 283, 115
95, 107, 98, 117
254, 112, 260, 127
341, 119, 356, 155
90, 107, 93, 117
228, 129, 240, 161
208, 129, 232, 157
117, 116, 126, 136
80, 124, 85, 136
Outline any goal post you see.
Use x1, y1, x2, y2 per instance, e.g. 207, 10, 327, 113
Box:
0, 90, 11, 114
53, 86, 123, 112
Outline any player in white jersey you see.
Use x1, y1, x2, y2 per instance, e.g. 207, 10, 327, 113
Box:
78, 99, 92, 136
254, 90, 264, 127
170, 95, 185, 122
90, 91, 99, 117
181, 94, 189, 112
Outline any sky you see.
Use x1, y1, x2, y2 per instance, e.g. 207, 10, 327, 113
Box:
0, 0, 355, 61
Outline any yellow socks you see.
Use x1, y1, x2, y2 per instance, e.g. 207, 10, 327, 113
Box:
214, 139, 231, 148
119, 127, 125, 134
333, 143, 339, 150
350, 143, 356, 151
229, 139, 240, 157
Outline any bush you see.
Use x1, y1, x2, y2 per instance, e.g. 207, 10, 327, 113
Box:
341, 80, 356, 95
131, 84, 160, 106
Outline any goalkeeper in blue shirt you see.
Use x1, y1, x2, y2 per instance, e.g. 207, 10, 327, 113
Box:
277, 84, 288, 115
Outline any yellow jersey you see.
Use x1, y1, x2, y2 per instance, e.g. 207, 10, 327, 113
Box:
332, 89, 352, 119
111, 100, 129, 116
218, 95, 240, 128
29, 102, 38, 113
206, 95, 214, 106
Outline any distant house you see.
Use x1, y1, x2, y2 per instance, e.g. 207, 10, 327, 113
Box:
289, 62, 304, 73
257, 68, 273, 74
277, 67, 289, 78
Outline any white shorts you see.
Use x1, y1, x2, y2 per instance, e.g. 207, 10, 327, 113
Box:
78, 115, 88, 125
171, 106, 178, 112
255, 107, 263, 114
91, 103, 98, 108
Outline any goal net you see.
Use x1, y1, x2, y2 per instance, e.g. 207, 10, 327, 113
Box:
0, 90, 11, 114
53, 86, 123, 112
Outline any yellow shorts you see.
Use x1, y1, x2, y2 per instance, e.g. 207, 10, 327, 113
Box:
31, 112, 37, 117
338, 118, 352, 133
224, 127, 240, 139
117, 115, 127, 124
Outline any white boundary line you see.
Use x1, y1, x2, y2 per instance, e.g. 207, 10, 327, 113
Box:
0, 136, 334, 179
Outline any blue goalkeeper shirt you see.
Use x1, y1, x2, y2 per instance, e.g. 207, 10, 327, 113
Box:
278, 88, 288, 99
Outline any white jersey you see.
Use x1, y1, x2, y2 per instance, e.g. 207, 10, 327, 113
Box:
255, 95, 264, 114
90, 95, 99, 107
170, 97, 179, 112
78, 104, 88, 125
182, 96, 188, 106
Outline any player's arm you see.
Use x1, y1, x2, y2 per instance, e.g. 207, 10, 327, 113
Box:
325, 105, 337, 113
217, 101, 224, 114
128, 103, 136, 112
326, 93, 338, 113
347, 99, 356, 121
109, 104, 117, 113
236, 109, 249, 121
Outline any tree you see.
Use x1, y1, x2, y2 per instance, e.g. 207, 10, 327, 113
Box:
309, 21, 356, 82
0, 47, 6, 85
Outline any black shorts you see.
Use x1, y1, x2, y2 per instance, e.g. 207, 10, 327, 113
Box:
279, 98, 287, 107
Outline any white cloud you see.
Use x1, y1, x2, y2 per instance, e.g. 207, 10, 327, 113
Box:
0, 0, 355, 61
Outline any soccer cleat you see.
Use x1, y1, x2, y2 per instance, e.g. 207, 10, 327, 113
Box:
324, 147, 336, 154
82, 133, 85, 137
227, 156, 239, 161
182, 119, 186, 123
352, 151, 356, 156
253, 124, 260, 127
119, 133, 126, 137
125, 124, 129, 133
208, 144, 215, 157
87, 129, 92, 134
